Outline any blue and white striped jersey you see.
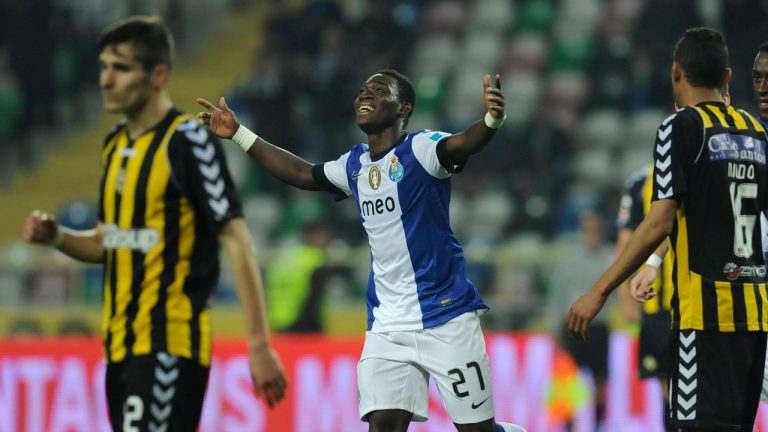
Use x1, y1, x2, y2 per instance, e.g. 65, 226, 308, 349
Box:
313, 130, 488, 332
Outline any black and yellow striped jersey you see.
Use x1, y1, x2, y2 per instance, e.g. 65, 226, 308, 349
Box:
616, 164, 674, 315
97, 108, 243, 365
652, 102, 768, 332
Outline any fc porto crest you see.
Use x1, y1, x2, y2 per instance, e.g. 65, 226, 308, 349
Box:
368, 166, 382, 190
388, 155, 404, 182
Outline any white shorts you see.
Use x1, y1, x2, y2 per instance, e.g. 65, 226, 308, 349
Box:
357, 311, 495, 424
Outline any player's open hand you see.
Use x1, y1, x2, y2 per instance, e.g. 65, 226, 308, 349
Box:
196, 96, 240, 139
565, 289, 607, 342
483, 74, 505, 120
629, 265, 658, 302
248, 343, 288, 408
23, 210, 59, 245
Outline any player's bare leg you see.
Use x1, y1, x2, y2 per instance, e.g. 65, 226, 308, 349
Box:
367, 409, 412, 432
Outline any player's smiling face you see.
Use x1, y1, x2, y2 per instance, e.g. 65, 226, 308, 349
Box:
99, 42, 154, 116
354, 74, 401, 134
753, 52, 768, 119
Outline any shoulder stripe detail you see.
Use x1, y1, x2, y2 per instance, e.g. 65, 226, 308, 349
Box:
726, 106, 748, 130
738, 109, 766, 132
705, 105, 728, 127
692, 106, 713, 128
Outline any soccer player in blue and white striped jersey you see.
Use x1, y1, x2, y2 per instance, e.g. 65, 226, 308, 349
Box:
197, 69, 524, 432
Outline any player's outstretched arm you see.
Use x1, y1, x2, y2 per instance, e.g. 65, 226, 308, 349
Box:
23, 210, 105, 263
444, 73, 506, 164
219, 218, 287, 408
196, 97, 323, 191
566, 199, 676, 341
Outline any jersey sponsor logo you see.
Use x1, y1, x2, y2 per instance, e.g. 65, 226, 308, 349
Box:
351, 170, 362, 180
722, 262, 766, 280
708, 134, 766, 164
102, 223, 160, 253
388, 155, 404, 182
368, 166, 382, 190
360, 197, 396, 216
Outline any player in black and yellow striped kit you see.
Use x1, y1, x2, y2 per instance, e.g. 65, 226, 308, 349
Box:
23, 16, 286, 431
617, 164, 676, 431
567, 28, 768, 431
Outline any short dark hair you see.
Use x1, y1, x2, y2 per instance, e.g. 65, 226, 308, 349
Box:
376, 69, 415, 124
759, 41, 768, 54
673, 27, 728, 89
99, 16, 175, 71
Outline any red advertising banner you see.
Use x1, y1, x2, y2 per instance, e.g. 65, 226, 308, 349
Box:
1, 333, 767, 432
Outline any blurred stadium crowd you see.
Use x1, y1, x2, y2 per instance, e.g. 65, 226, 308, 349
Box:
1, 0, 767, 336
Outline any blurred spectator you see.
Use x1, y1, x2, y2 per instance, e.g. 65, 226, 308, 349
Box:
509, 105, 575, 236
544, 209, 616, 429
281, 0, 344, 56
227, 48, 296, 195
50, 4, 100, 128
349, 0, 415, 73
632, 0, 698, 108
3, 0, 54, 135
0, 46, 23, 187
312, 20, 357, 158
0, 0, 53, 172
25, 268, 71, 305
232, 48, 294, 145
267, 220, 333, 332
722, 0, 768, 108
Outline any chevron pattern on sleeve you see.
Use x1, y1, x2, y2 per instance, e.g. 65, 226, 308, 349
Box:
655, 114, 676, 200
179, 120, 230, 220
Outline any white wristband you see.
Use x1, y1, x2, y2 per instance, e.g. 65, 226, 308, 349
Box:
231, 124, 258, 152
645, 254, 663, 268
484, 111, 506, 129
